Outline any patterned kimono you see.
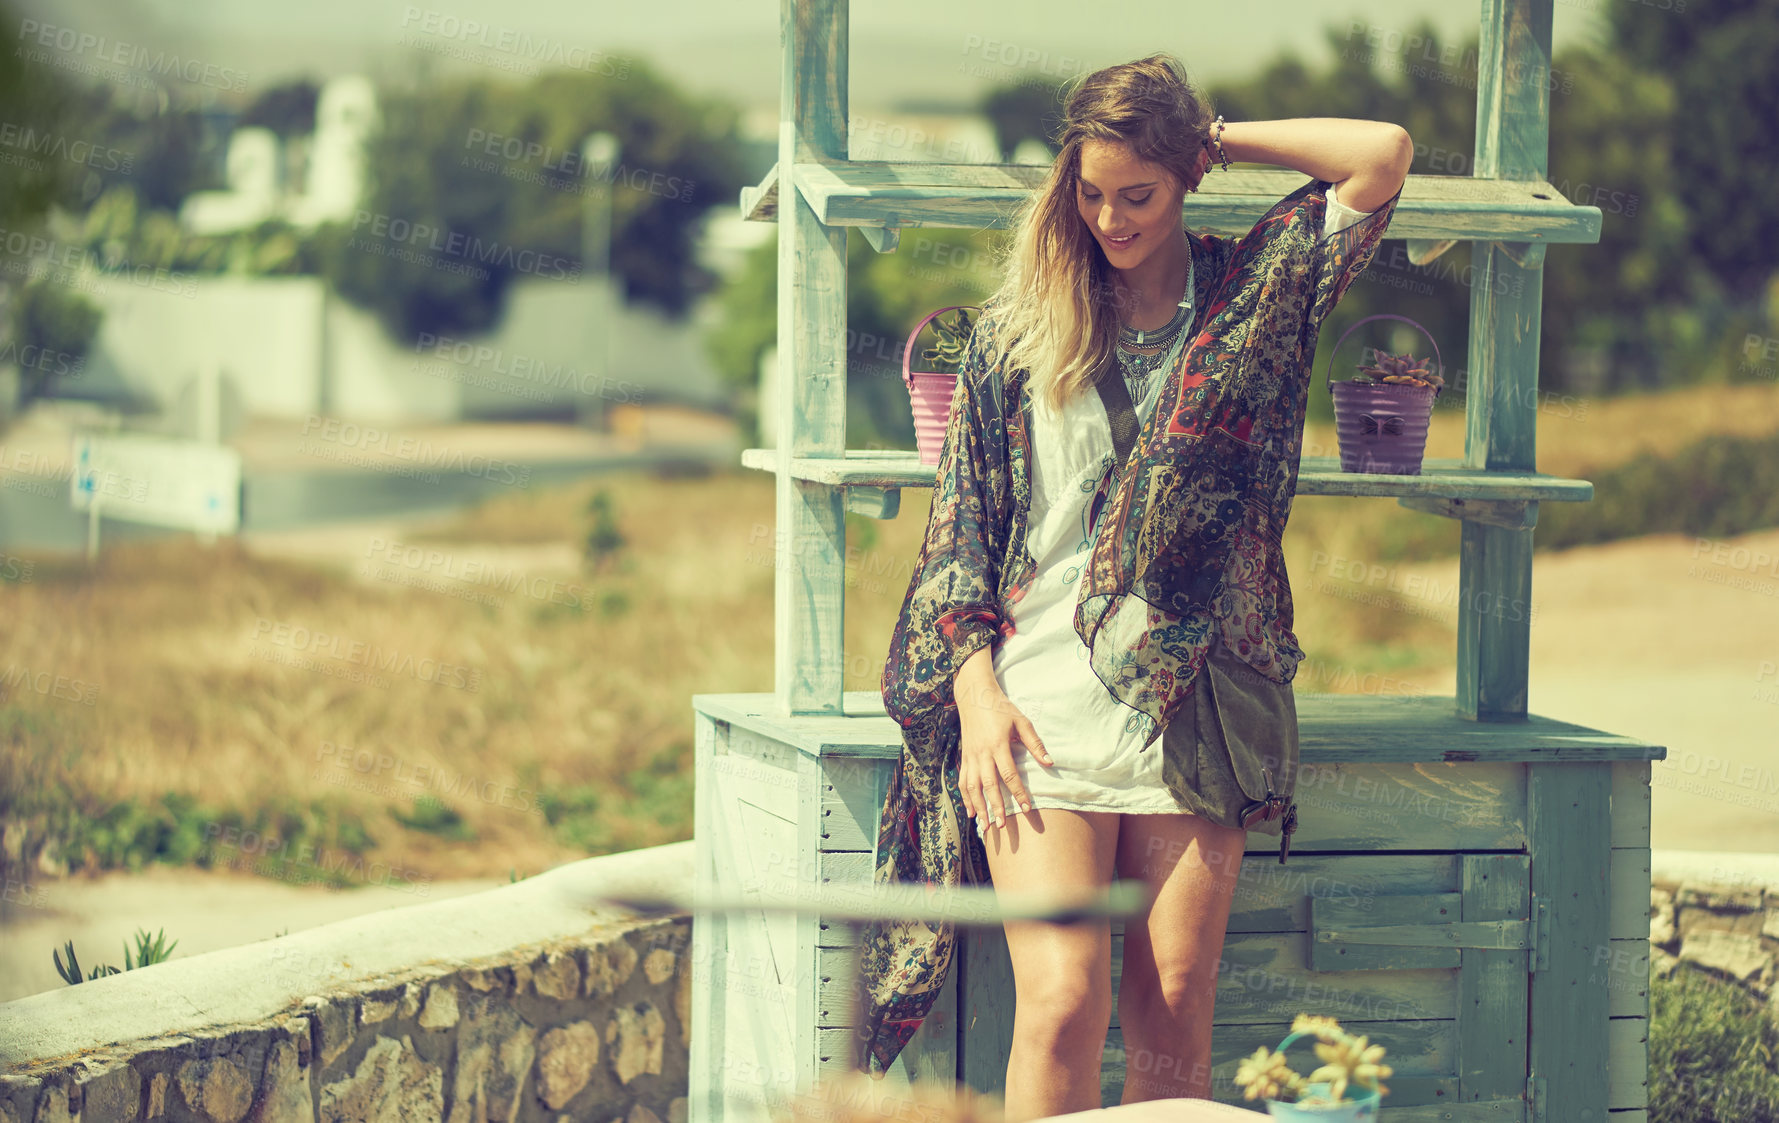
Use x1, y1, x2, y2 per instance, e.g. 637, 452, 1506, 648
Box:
855, 177, 1402, 1076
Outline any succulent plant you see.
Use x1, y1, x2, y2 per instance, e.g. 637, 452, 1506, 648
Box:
1351, 347, 1443, 391
1232, 1013, 1394, 1107
918, 306, 977, 369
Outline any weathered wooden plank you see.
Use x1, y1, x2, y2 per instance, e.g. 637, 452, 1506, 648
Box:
813, 729, 957, 1082
1291, 762, 1527, 851
1456, 0, 1551, 723
1397, 496, 1537, 530
1611, 761, 1652, 849
1218, 854, 1460, 932
1458, 855, 1530, 1103
1192, 933, 1453, 1025
1455, 518, 1534, 720
760, 163, 1601, 244
795, 748, 823, 1086
842, 484, 899, 519
1528, 764, 1613, 1120
821, 931, 1452, 1029
741, 161, 778, 222
1611, 848, 1651, 941
692, 693, 1666, 765
690, 711, 729, 1123
1369, 1106, 1526, 1122
1600, 940, 1649, 1020
819, 1023, 1472, 1110
706, 725, 804, 1123
1608, 1016, 1648, 1110
772, 0, 849, 720
739, 447, 1595, 502
826, 855, 1465, 944
857, 226, 900, 254
959, 923, 1017, 1097
817, 756, 888, 852
1406, 237, 1461, 266
709, 722, 803, 809
1311, 894, 1467, 971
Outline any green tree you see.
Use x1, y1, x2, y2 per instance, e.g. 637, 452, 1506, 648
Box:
240, 79, 320, 139
10, 278, 101, 407
1604, 0, 1779, 299
317, 62, 747, 344
50, 83, 214, 214
0, 1, 78, 231
706, 5, 1779, 441
704, 225, 1000, 448
0, 0, 104, 416
982, 77, 1067, 161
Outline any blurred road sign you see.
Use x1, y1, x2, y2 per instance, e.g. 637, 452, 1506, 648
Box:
70, 433, 243, 535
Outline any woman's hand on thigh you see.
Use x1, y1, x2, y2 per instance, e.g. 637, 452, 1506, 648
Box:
955, 678, 1053, 830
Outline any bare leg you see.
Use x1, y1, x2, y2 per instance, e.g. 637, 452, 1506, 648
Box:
1112, 812, 1247, 1103
979, 807, 1121, 1123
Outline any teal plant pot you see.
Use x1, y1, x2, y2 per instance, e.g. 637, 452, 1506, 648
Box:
1264, 1083, 1381, 1122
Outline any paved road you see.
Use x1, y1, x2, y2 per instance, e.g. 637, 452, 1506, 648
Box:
0, 404, 745, 553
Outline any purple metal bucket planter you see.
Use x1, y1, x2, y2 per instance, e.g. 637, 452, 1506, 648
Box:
1324, 314, 1443, 476
903, 305, 979, 467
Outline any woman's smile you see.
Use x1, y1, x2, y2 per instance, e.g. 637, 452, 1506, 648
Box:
1103, 232, 1139, 249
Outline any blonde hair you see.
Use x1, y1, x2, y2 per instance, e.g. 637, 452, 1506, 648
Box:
980, 53, 1217, 416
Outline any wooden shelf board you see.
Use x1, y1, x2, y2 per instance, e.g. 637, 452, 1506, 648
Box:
693, 691, 1667, 763
740, 447, 1592, 501
739, 161, 1601, 243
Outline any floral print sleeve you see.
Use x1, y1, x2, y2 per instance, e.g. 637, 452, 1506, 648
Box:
879, 312, 1014, 762
1309, 178, 1403, 325
859, 313, 1015, 1078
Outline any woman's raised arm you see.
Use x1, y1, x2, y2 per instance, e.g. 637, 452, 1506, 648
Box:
1213, 117, 1413, 215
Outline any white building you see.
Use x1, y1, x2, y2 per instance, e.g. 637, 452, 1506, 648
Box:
180, 76, 378, 235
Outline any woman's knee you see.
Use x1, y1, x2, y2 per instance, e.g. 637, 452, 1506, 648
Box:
1012, 974, 1114, 1048
1119, 961, 1217, 1024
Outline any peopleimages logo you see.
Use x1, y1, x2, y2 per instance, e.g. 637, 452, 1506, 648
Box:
250, 618, 482, 693
397, 7, 630, 79
16, 20, 250, 91
314, 739, 543, 817
298, 415, 532, 488
348, 211, 580, 282
0, 123, 134, 173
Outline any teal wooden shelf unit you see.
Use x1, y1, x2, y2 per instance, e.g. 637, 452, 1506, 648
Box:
691, 1, 1666, 1121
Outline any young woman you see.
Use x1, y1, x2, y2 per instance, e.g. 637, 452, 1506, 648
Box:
858, 54, 1411, 1118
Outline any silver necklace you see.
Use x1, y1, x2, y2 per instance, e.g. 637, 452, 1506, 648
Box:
1117, 238, 1195, 395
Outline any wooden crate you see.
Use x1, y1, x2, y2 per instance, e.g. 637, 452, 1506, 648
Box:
690, 691, 1662, 1123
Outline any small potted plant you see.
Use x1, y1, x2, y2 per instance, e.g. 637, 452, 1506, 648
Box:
1234, 1013, 1393, 1121
902, 305, 978, 466
1324, 313, 1444, 475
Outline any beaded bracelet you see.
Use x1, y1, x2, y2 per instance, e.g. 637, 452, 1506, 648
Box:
1211, 115, 1232, 172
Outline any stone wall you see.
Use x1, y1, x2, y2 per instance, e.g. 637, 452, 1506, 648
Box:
0, 842, 695, 1123
1651, 871, 1779, 1018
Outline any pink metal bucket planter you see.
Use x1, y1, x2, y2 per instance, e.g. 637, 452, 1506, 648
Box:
902, 305, 979, 467
1325, 313, 1443, 476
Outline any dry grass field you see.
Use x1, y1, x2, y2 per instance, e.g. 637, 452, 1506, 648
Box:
1, 380, 1774, 892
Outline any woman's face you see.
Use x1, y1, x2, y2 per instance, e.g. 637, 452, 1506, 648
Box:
1074, 138, 1207, 274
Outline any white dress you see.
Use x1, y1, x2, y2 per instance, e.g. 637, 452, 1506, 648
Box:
976, 185, 1375, 837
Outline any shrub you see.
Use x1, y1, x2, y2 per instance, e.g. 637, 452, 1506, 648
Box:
1649, 965, 1779, 1123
